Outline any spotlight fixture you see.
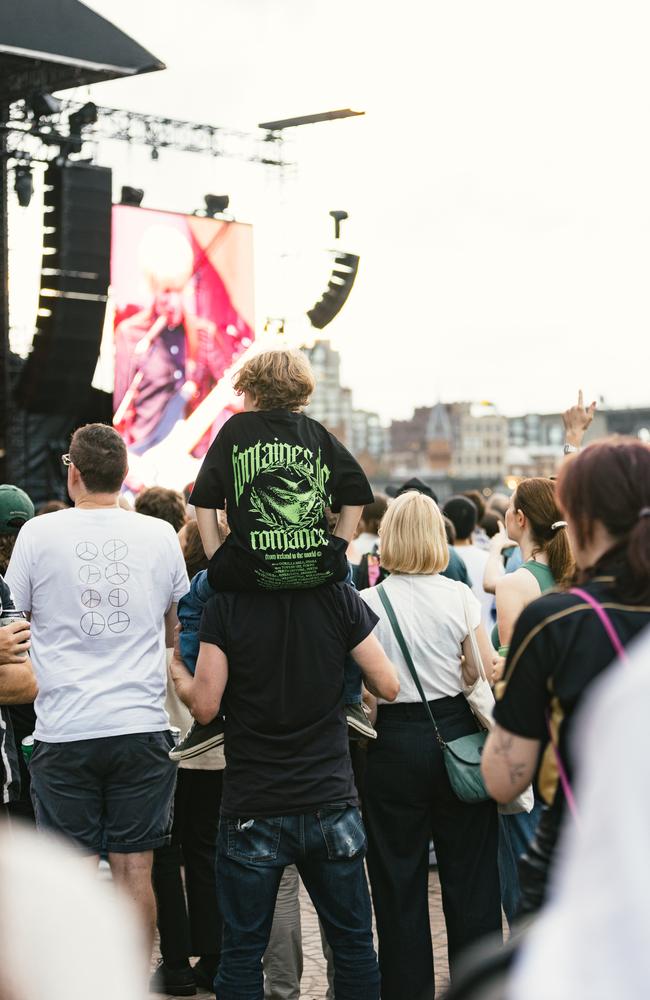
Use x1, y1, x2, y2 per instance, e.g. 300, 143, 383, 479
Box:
29, 92, 62, 119
204, 194, 230, 217
14, 165, 34, 208
68, 101, 97, 153
329, 210, 348, 239
120, 186, 144, 207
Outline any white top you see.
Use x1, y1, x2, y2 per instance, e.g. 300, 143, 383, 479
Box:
361, 573, 481, 703
6, 507, 189, 742
452, 544, 493, 630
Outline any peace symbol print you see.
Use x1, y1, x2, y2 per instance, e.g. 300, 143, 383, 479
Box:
103, 539, 128, 561
107, 611, 130, 634
78, 564, 101, 585
76, 541, 98, 561
105, 562, 130, 585
80, 612, 105, 636
81, 589, 101, 609
108, 588, 128, 608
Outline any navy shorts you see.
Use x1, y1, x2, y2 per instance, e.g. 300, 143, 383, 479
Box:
30, 731, 177, 854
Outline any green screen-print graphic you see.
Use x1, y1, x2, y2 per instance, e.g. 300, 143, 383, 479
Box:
232, 440, 333, 568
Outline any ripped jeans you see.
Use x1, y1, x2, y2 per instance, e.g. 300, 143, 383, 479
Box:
215, 805, 380, 1000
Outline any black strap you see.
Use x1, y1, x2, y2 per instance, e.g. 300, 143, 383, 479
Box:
376, 583, 446, 748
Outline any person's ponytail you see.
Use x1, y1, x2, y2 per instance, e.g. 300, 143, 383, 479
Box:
545, 526, 574, 586
623, 513, 650, 603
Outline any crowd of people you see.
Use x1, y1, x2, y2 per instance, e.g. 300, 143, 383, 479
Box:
0, 355, 648, 1000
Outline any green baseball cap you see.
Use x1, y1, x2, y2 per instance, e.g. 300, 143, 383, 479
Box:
0, 485, 35, 534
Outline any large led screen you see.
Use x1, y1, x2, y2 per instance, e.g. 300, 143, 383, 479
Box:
111, 206, 254, 491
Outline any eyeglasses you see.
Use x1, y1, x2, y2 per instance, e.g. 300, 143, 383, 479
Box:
61, 453, 73, 467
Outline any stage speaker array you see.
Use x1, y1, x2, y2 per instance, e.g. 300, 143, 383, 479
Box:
307, 252, 360, 330
16, 162, 112, 414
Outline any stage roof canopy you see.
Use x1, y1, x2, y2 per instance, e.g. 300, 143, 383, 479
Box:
0, 0, 164, 101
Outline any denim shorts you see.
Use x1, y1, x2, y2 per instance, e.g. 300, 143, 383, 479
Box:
30, 731, 177, 854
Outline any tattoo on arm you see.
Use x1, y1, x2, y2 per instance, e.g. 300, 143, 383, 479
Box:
494, 731, 528, 787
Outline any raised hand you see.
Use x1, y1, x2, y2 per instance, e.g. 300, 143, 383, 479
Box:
563, 390, 597, 447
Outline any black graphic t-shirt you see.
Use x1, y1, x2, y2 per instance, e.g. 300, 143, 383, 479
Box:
190, 409, 374, 591
199, 582, 379, 817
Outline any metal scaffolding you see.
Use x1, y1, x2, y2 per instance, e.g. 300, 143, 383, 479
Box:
5, 99, 288, 166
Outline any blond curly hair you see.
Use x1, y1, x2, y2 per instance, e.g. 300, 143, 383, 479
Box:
233, 349, 316, 411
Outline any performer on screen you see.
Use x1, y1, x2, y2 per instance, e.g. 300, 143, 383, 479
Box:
114, 225, 248, 453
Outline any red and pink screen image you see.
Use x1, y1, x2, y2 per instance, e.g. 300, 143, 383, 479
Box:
111, 206, 254, 490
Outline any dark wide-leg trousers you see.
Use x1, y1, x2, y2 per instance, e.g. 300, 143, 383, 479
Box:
363, 695, 501, 1000
153, 768, 224, 963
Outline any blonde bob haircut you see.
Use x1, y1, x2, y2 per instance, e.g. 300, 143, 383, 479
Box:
380, 491, 449, 575
233, 349, 316, 411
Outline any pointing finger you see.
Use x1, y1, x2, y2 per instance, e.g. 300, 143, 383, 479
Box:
578, 389, 584, 408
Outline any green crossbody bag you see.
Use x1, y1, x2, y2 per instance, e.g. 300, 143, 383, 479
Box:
377, 584, 490, 804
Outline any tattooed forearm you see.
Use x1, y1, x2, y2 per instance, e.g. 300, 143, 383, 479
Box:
494, 731, 528, 786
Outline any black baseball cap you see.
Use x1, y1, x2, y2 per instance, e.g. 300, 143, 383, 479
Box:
386, 478, 439, 503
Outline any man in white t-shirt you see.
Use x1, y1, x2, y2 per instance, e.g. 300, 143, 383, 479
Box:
6, 423, 189, 952
443, 495, 494, 631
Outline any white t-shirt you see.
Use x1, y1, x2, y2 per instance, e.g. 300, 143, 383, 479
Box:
361, 573, 481, 704
6, 507, 189, 742
453, 544, 493, 630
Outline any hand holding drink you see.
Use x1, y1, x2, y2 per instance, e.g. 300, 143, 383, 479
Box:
0, 612, 31, 662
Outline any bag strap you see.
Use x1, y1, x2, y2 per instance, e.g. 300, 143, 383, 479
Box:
376, 584, 446, 748
569, 587, 629, 661
458, 584, 487, 683
545, 587, 628, 827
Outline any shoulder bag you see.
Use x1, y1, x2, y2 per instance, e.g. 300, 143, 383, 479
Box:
377, 583, 490, 804
457, 585, 534, 815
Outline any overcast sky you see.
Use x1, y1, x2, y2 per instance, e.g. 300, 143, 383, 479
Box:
43, 2, 650, 420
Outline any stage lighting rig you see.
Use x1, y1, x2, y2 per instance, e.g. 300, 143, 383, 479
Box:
14, 165, 34, 207
204, 194, 230, 217
66, 102, 98, 152
120, 186, 144, 206
28, 92, 62, 120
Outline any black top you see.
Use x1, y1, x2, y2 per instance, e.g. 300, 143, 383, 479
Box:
0, 576, 20, 805
190, 410, 374, 591
494, 576, 650, 810
199, 582, 378, 817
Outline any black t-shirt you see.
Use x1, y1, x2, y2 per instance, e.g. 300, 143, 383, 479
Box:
199, 582, 378, 817
190, 410, 374, 591
494, 577, 650, 812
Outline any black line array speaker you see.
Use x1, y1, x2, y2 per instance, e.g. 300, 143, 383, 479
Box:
16, 161, 112, 414
307, 252, 360, 330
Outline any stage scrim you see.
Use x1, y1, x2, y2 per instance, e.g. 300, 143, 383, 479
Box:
111, 206, 254, 491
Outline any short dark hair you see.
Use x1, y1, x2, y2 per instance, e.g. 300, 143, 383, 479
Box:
442, 496, 477, 541
69, 424, 127, 494
462, 489, 486, 523
135, 486, 187, 532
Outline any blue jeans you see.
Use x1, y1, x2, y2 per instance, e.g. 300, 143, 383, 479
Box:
498, 801, 543, 926
215, 805, 380, 1000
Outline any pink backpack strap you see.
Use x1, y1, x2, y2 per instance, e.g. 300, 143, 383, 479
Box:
569, 587, 628, 661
